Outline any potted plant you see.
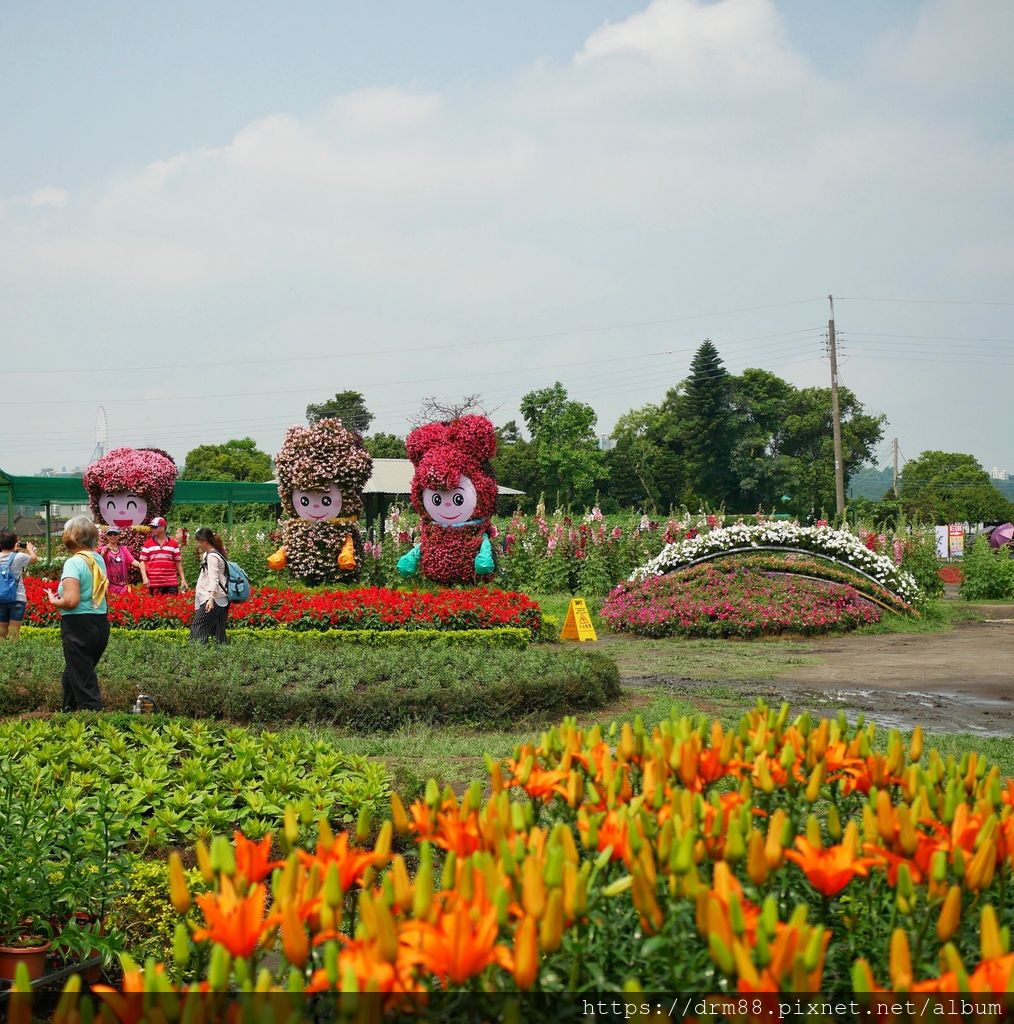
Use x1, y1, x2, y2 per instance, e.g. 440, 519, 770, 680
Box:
0, 777, 132, 982
0, 785, 57, 981
49, 793, 133, 984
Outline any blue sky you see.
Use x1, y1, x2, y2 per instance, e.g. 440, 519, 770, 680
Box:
2, 0, 1012, 482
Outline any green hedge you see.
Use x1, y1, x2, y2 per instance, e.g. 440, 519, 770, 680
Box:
0, 715, 389, 849
960, 536, 1014, 600
0, 635, 620, 728
20, 625, 532, 649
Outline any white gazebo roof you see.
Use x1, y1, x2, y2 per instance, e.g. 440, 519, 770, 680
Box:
269, 459, 524, 496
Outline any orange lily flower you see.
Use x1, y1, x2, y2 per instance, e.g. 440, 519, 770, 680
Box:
401, 905, 510, 986
233, 831, 284, 883
93, 965, 170, 1024
193, 876, 269, 958
299, 831, 387, 892
819, 741, 867, 784
967, 953, 1014, 992
863, 845, 923, 887
784, 837, 880, 897
306, 936, 424, 994
576, 809, 632, 865
698, 745, 736, 787
409, 799, 483, 858
514, 765, 570, 802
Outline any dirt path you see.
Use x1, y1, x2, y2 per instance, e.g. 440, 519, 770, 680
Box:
619, 605, 1014, 736
764, 612, 1014, 735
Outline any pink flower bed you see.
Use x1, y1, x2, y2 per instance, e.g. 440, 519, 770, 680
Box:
602, 564, 880, 638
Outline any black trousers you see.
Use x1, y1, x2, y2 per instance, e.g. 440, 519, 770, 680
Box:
190, 602, 228, 644
60, 614, 109, 711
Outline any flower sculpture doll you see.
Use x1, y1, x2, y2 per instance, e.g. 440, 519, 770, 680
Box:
83, 447, 178, 560
397, 415, 497, 584
268, 418, 373, 584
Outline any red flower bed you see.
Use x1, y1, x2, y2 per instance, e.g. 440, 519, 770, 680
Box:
22, 580, 541, 633
937, 565, 963, 584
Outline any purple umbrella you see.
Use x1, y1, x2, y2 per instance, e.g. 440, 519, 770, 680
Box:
989, 522, 1014, 548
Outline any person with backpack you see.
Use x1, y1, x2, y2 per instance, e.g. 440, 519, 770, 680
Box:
44, 516, 109, 711
0, 531, 38, 641
190, 527, 230, 644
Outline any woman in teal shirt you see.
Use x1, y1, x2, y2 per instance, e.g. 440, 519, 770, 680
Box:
45, 516, 109, 711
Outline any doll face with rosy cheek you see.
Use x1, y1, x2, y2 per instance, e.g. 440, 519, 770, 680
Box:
292, 484, 343, 521
100, 491, 149, 528
422, 476, 478, 525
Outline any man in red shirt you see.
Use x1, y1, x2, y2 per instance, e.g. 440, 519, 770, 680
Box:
139, 517, 188, 596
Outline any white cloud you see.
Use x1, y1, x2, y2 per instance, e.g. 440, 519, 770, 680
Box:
28, 186, 69, 208
868, 0, 1014, 100
575, 0, 810, 94
0, 184, 69, 215
2, 0, 1009, 302
0, 0, 1012, 471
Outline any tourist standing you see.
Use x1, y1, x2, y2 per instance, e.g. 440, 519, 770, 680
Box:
44, 516, 109, 711
190, 528, 229, 644
139, 516, 188, 595
0, 531, 38, 641
99, 526, 136, 595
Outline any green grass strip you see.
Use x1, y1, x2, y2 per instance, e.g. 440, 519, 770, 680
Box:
19, 625, 534, 648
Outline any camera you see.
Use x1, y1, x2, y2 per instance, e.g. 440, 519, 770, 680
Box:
16, 541, 28, 549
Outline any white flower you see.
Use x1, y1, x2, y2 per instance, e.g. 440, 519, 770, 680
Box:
629, 521, 921, 604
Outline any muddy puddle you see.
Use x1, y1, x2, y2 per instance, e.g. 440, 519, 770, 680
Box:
622, 614, 1014, 736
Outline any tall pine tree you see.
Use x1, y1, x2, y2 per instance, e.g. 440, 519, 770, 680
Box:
679, 340, 736, 508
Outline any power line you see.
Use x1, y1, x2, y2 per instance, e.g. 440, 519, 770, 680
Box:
847, 331, 1014, 344
8, 348, 827, 456
836, 296, 1014, 307
0, 331, 827, 407
0, 300, 827, 378
6, 348, 828, 459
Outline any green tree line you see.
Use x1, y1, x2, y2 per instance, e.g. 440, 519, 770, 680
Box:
175, 345, 1013, 524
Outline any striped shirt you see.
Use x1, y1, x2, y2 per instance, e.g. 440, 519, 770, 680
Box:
140, 536, 181, 587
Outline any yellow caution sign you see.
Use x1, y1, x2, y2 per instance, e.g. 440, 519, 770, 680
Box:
560, 597, 597, 642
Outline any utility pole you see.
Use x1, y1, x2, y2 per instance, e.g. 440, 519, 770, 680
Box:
892, 437, 899, 497
828, 295, 846, 517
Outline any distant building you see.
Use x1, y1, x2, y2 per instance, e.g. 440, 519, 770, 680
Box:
37, 465, 90, 518
597, 435, 616, 452
990, 467, 1009, 481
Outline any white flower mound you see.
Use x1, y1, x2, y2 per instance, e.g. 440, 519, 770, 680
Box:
629, 522, 923, 605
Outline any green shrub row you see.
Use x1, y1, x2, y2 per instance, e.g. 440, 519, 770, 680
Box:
0, 715, 390, 850
960, 535, 1014, 600
20, 625, 533, 649
0, 636, 620, 728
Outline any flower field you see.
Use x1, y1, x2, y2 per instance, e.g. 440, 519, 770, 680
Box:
602, 564, 882, 638
21, 580, 541, 634
630, 521, 923, 607
25, 701, 1014, 1009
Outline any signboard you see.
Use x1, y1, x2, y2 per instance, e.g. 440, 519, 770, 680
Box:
560, 598, 597, 642
935, 526, 949, 559
948, 523, 965, 559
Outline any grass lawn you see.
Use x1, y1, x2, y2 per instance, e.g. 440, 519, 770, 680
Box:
313, 596, 1008, 796
4, 592, 1006, 798
315, 678, 1014, 797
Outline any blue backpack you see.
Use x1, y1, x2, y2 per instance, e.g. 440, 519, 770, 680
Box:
0, 554, 20, 603
222, 558, 251, 603
207, 551, 251, 603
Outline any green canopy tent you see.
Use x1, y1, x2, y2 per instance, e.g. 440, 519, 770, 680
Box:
0, 470, 279, 561
1, 462, 525, 559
